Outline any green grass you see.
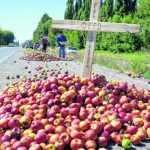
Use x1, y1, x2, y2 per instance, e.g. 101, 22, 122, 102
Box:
96, 50, 150, 64
78, 50, 150, 79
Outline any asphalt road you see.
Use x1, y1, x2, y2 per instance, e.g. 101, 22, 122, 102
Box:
0, 47, 21, 62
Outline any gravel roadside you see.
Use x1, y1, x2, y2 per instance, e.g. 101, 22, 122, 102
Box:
0, 50, 149, 150
0, 50, 149, 91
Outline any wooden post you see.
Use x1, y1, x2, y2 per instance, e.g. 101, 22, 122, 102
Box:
82, 0, 101, 77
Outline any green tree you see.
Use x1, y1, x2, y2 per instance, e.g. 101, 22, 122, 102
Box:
2, 30, 14, 45
100, 0, 114, 21
39, 13, 51, 24
82, 0, 92, 20
74, 0, 83, 19
33, 14, 52, 44
124, 0, 137, 13
65, 0, 74, 19
137, 0, 150, 50
113, 0, 124, 16
113, 0, 137, 16
0, 29, 3, 45
33, 14, 57, 47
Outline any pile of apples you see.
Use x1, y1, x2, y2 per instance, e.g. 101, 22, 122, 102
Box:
0, 73, 150, 150
20, 53, 73, 62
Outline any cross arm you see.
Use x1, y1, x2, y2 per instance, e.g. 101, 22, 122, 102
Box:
52, 20, 140, 33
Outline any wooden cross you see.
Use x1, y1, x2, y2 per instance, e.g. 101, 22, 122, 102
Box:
52, 0, 140, 78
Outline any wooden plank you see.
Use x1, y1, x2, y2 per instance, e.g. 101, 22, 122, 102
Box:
82, 0, 101, 78
52, 20, 140, 33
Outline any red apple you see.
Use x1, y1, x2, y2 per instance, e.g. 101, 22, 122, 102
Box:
126, 126, 138, 135
97, 136, 108, 148
70, 138, 85, 150
85, 140, 97, 149
59, 132, 71, 145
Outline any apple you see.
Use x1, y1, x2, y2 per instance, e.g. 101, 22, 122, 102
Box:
130, 134, 141, 145
91, 122, 103, 133
17, 147, 28, 150
92, 96, 102, 106
44, 124, 54, 133
144, 112, 150, 122
70, 138, 85, 150
85, 140, 97, 149
59, 132, 71, 145
45, 144, 56, 150
126, 126, 138, 135
147, 128, 150, 139
1, 135, 11, 143
114, 134, 123, 144
70, 130, 83, 139
28, 133, 36, 139
108, 115, 116, 121
104, 124, 114, 133
97, 136, 108, 148
31, 120, 43, 132
84, 129, 97, 140
28, 144, 42, 150
0, 142, 11, 149
111, 119, 122, 131
55, 125, 66, 134
133, 118, 143, 127
34, 132, 47, 144
49, 134, 59, 144
54, 141, 65, 150
8, 118, 20, 129
99, 90, 106, 97
79, 120, 90, 131
20, 136, 33, 148
12, 141, 22, 149
20, 115, 32, 128
122, 139, 132, 149
137, 129, 146, 140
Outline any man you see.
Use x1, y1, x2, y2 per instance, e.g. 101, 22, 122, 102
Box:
41, 36, 48, 52
57, 31, 67, 58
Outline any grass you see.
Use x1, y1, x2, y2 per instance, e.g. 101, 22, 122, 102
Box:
78, 50, 150, 79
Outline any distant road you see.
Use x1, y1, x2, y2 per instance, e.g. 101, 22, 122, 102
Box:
0, 47, 21, 60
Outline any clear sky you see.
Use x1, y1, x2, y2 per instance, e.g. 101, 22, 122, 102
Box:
0, 0, 67, 43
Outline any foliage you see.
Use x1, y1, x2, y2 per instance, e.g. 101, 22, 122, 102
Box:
32, 0, 149, 53
137, 0, 150, 50
65, 0, 74, 19
33, 13, 58, 48
0, 29, 15, 45
100, 0, 114, 21
63, 0, 149, 52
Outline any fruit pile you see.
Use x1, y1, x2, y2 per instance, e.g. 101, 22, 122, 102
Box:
0, 73, 150, 150
20, 53, 73, 62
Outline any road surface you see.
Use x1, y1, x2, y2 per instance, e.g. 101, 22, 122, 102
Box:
0, 47, 21, 63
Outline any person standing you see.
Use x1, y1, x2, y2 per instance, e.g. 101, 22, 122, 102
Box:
41, 36, 48, 52
57, 31, 67, 58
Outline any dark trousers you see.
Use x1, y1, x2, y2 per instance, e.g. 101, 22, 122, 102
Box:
43, 43, 47, 52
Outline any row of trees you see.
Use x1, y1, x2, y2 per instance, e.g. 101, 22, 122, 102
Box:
33, 0, 149, 52
64, 0, 149, 52
0, 29, 15, 45
33, 14, 58, 48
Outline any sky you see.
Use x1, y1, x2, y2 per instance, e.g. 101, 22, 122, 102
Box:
0, 0, 67, 43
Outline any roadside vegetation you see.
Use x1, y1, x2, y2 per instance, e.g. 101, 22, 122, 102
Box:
78, 50, 150, 79
0, 29, 15, 46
